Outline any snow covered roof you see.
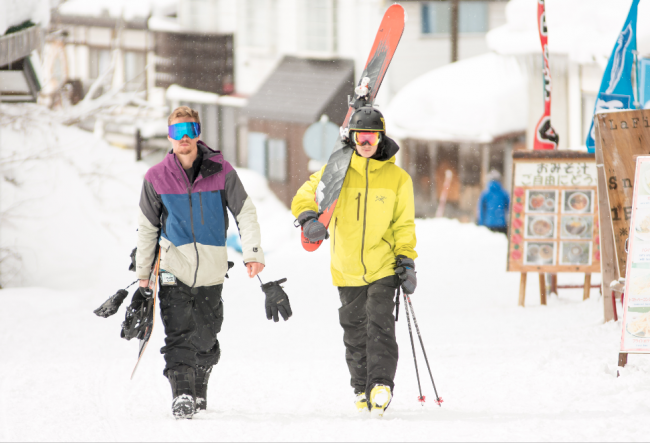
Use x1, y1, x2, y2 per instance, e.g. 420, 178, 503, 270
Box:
56, 0, 176, 21
487, 0, 650, 63
384, 52, 527, 144
1, 0, 50, 35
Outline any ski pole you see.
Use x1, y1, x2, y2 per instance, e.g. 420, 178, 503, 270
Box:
401, 286, 425, 404
404, 294, 443, 407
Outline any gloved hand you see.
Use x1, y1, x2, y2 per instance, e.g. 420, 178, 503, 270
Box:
395, 255, 417, 295
261, 278, 293, 322
94, 289, 129, 318
298, 211, 328, 242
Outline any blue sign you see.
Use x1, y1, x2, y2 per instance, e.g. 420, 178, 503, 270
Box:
586, 0, 639, 153
303, 116, 339, 163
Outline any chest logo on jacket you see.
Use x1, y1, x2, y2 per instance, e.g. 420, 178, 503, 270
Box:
375, 195, 387, 204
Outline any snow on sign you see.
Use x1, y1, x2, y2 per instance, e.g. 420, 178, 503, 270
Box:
620, 157, 650, 353
507, 151, 600, 275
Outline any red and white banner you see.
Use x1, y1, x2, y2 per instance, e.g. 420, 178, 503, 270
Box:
534, 0, 559, 150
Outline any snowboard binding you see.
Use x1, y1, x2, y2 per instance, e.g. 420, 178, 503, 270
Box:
121, 287, 154, 341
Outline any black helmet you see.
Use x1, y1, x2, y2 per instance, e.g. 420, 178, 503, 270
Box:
348, 105, 385, 132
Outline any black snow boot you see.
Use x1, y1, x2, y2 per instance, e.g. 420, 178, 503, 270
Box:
167, 366, 196, 419
195, 365, 212, 412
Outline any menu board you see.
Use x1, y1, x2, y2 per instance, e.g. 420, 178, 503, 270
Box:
507, 151, 601, 273
620, 156, 650, 353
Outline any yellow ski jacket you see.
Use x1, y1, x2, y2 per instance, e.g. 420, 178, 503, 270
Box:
292, 138, 417, 287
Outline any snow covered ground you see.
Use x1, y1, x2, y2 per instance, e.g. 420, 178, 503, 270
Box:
1, 107, 650, 441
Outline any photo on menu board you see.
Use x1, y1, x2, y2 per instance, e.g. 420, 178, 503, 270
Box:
635, 209, 650, 242
639, 161, 650, 196
559, 241, 592, 265
562, 190, 593, 213
625, 306, 650, 339
525, 214, 556, 239
524, 241, 555, 265
560, 215, 593, 239
629, 269, 650, 296
526, 190, 557, 213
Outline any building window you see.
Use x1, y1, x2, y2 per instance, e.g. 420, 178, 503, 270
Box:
245, 0, 276, 49
248, 132, 267, 177
123, 51, 146, 92
89, 48, 111, 80
421, 1, 488, 35
298, 0, 336, 53
267, 138, 287, 182
247, 133, 287, 182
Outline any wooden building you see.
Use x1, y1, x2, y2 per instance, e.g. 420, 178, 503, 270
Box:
244, 56, 354, 206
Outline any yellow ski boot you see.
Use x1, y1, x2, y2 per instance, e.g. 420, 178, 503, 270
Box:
369, 385, 391, 418
355, 392, 369, 412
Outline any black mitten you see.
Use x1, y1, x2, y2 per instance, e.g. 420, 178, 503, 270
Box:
261, 278, 293, 322
93, 289, 129, 318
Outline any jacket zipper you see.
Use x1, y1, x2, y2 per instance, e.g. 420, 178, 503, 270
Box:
360, 159, 370, 283
355, 192, 361, 221
382, 238, 392, 249
199, 192, 205, 225
173, 157, 200, 289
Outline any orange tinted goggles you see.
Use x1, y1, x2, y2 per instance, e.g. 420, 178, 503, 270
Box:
353, 131, 381, 146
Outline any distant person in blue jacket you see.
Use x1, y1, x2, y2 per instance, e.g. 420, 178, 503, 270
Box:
477, 170, 510, 234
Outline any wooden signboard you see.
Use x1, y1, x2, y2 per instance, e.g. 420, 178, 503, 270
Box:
595, 110, 650, 279
507, 151, 601, 276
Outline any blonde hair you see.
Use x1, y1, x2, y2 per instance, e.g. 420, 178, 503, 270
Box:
168, 106, 201, 126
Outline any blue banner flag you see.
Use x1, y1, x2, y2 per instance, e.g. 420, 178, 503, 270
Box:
586, 0, 639, 153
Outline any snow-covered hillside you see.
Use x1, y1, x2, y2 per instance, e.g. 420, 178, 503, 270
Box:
1, 104, 649, 441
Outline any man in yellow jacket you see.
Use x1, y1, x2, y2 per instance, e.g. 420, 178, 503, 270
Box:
292, 105, 417, 417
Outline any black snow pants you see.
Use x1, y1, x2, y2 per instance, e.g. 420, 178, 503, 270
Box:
338, 275, 399, 395
158, 279, 224, 375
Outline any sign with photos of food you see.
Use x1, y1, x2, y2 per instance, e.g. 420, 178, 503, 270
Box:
507, 151, 600, 273
621, 157, 650, 353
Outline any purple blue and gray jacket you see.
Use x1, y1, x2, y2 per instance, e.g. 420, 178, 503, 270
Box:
136, 142, 264, 287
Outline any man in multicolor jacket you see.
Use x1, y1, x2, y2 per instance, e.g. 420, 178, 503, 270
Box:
291, 105, 417, 417
136, 106, 265, 419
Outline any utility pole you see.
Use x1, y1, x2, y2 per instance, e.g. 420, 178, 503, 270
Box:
450, 0, 459, 63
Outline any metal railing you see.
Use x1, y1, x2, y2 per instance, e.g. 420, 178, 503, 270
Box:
0, 25, 43, 68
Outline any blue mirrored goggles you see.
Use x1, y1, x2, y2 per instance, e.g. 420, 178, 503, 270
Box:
168, 122, 201, 140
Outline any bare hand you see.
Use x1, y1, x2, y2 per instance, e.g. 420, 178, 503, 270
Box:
246, 262, 265, 278
139, 279, 149, 287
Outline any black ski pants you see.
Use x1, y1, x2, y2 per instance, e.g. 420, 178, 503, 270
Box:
338, 275, 399, 395
158, 280, 223, 375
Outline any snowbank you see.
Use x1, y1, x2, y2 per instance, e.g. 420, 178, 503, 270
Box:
487, 0, 650, 63
0, 104, 148, 289
384, 53, 527, 143
3, 215, 648, 442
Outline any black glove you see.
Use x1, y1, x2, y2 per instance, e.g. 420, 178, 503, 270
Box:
93, 289, 129, 318
121, 287, 154, 340
298, 210, 328, 242
395, 255, 417, 295
261, 278, 293, 322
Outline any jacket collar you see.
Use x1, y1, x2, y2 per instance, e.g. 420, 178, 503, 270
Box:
349, 136, 399, 175
163, 141, 223, 181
